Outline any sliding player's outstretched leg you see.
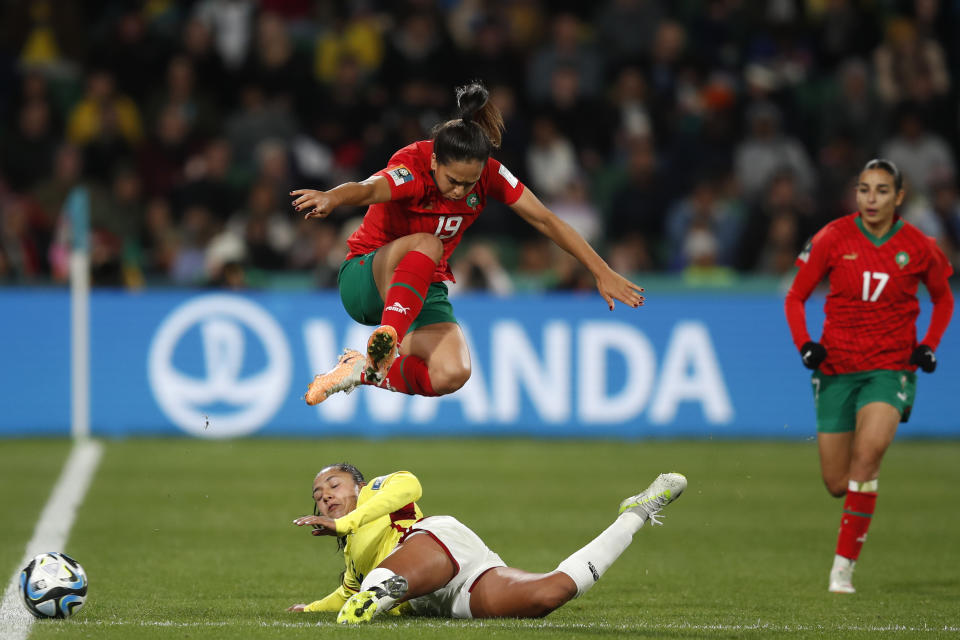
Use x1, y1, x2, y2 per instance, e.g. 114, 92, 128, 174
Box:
618, 472, 687, 525
549, 472, 687, 605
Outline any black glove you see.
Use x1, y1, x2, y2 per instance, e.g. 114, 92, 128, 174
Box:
910, 344, 937, 373
800, 341, 826, 370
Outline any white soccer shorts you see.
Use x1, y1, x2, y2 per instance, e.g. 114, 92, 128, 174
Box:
401, 515, 506, 619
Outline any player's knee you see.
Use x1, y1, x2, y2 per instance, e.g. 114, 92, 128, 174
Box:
528, 582, 576, 617
824, 478, 847, 498
431, 363, 471, 395
407, 233, 443, 261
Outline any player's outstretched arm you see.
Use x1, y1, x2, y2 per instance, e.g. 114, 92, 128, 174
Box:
292, 514, 339, 536
288, 587, 351, 613
291, 175, 392, 220
509, 188, 644, 310
288, 514, 353, 613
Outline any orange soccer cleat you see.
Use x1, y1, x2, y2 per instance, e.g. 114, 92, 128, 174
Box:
364, 325, 398, 385
305, 349, 365, 405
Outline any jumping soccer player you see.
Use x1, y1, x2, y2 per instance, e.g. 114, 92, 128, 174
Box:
784, 158, 954, 593
287, 463, 686, 622
291, 81, 644, 404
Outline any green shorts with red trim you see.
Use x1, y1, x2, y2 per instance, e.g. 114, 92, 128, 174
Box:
337, 250, 458, 330
810, 369, 917, 433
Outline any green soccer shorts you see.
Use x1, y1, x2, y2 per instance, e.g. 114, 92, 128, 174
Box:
810, 369, 917, 433
337, 250, 458, 330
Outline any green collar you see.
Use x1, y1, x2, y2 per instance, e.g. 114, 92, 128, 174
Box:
855, 214, 903, 246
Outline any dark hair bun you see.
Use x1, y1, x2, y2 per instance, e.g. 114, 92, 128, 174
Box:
456, 82, 489, 121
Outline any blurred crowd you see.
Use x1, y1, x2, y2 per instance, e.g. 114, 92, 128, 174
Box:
1, 0, 959, 292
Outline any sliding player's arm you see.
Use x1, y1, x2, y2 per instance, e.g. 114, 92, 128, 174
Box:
334, 471, 422, 535
301, 583, 355, 612
299, 539, 363, 613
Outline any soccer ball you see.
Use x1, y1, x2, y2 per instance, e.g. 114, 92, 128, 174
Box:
19, 552, 88, 618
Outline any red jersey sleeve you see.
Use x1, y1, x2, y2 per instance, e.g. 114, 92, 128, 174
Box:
784, 226, 834, 349
484, 157, 525, 205
919, 238, 954, 350
374, 158, 427, 202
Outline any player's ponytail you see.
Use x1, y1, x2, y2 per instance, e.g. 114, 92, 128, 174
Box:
432, 80, 504, 164
863, 158, 904, 191
456, 82, 503, 149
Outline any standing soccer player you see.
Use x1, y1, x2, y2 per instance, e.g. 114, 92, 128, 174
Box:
291, 81, 644, 404
784, 159, 954, 593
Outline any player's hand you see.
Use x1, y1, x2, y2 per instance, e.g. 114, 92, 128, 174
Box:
596, 269, 645, 310
909, 344, 937, 373
800, 341, 826, 370
291, 189, 337, 220
287, 604, 308, 612
292, 515, 338, 535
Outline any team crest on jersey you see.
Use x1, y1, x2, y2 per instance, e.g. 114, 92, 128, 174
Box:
386, 165, 414, 186
371, 475, 386, 490
895, 251, 910, 269
798, 239, 812, 263
466, 193, 479, 209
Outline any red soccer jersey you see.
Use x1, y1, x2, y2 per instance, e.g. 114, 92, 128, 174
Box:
346, 140, 526, 282
785, 213, 954, 374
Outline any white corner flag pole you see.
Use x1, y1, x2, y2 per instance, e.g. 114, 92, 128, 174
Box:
67, 187, 90, 441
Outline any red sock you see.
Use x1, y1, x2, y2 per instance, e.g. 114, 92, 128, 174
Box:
381, 251, 435, 341
835, 488, 877, 560
362, 355, 437, 396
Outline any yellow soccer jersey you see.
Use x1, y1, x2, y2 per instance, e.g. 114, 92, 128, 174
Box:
303, 471, 423, 612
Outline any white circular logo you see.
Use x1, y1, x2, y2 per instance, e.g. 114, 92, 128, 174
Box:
148, 294, 292, 438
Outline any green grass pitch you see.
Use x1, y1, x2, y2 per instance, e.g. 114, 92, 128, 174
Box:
2, 438, 958, 639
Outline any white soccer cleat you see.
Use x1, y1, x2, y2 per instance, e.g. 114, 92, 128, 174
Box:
336, 575, 408, 624
618, 472, 687, 525
828, 555, 856, 593
305, 349, 365, 405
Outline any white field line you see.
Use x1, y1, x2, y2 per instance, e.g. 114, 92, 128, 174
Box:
54, 619, 960, 633
0, 440, 103, 640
